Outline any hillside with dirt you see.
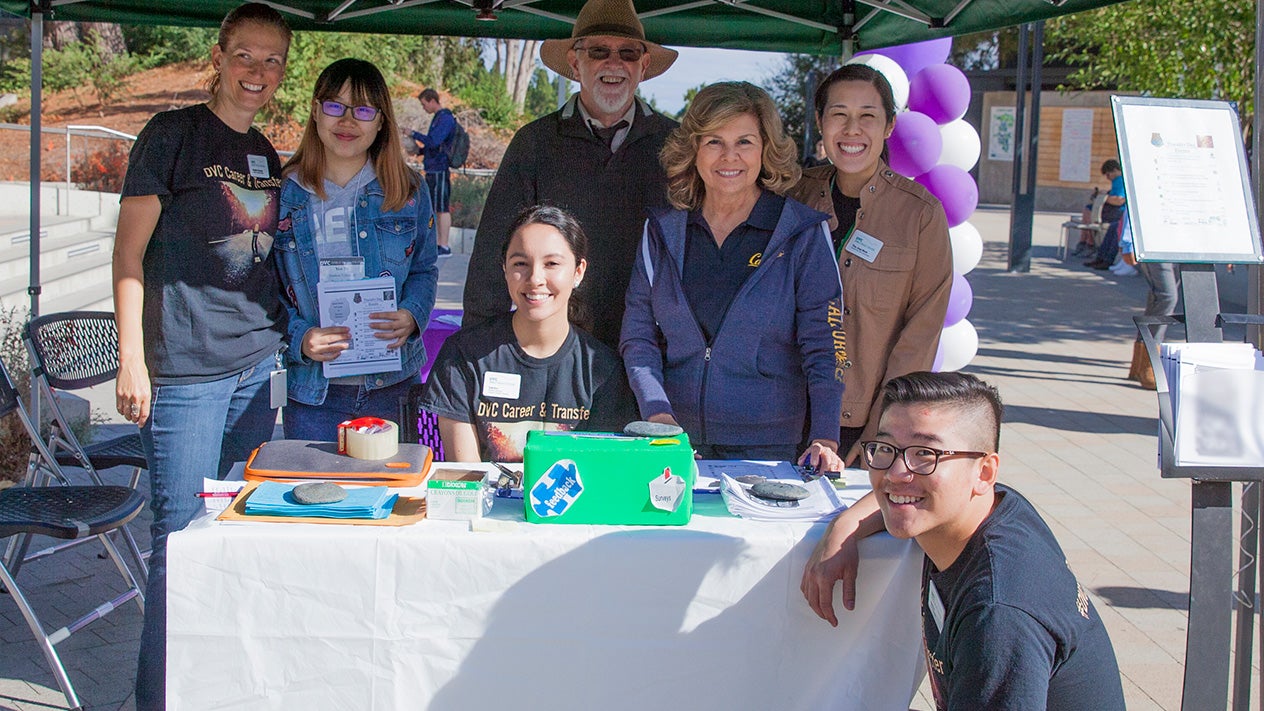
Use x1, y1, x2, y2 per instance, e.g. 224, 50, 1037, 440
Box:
0, 60, 508, 186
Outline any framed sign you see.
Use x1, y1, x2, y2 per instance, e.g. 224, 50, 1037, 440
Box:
1111, 96, 1263, 264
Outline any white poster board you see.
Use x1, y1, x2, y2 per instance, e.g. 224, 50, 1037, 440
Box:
1111, 96, 1263, 263
1058, 109, 1094, 182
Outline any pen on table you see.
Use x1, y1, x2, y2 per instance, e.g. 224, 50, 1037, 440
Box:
195, 491, 242, 499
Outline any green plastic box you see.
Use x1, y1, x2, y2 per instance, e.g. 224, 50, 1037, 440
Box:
522, 430, 695, 525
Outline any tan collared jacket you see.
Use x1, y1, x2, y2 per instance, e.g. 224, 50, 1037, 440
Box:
787, 162, 953, 461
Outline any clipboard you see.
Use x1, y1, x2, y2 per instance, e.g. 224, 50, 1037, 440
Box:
216, 480, 428, 526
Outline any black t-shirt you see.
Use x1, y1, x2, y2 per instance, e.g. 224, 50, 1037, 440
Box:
829, 180, 861, 256
922, 484, 1125, 710
682, 190, 780, 342
122, 104, 286, 384
418, 313, 639, 462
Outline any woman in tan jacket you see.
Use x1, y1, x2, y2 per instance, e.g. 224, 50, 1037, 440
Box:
787, 63, 953, 465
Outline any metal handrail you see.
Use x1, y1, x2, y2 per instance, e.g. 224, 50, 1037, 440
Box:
63, 124, 138, 204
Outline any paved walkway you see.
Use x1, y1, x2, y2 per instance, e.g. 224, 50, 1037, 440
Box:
0, 208, 1255, 709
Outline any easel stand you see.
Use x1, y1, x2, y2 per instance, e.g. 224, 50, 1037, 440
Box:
1136, 264, 1264, 711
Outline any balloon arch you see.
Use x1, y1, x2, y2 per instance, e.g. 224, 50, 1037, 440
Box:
847, 39, 983, 372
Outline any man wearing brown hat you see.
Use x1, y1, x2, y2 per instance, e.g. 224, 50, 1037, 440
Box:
462, 0, 679, 349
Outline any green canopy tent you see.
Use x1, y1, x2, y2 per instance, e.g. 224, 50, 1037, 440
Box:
0, 0, 1133, 317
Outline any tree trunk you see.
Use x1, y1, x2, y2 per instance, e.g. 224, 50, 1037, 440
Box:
44, 21, 78, 50
83, 22, 126, 60
503, 39, 521, 102
511, 40, 538, 112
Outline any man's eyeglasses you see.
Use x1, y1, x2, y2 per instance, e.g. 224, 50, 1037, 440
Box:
320, 100, 380, 122
574, 44, 646, 62
860, 441, 989, 476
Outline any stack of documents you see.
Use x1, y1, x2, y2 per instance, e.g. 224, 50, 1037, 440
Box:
706, 463, 846, 522
1161, 342, 1264, 467
243, 481, 398, 519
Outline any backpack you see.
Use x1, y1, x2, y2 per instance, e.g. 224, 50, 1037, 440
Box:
443, 116, 470, 169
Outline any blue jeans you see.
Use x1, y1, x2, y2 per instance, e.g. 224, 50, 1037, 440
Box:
282, 376, 416, 441
135, 350, 280, 711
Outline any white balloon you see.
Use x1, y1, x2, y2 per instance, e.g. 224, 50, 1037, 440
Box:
938, 319, 978, 372
948, 221, 983, 275
845, 53, 909, 111
938, 119, 981, 172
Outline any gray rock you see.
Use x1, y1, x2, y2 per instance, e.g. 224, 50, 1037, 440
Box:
750, 481, 810, 501
734, 474, 766, 485
292, 481, 347, 505
623, 420, 685, 437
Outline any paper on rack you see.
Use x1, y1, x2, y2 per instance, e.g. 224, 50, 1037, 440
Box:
718, 473, 846, 522
1162, 342, 1264, 467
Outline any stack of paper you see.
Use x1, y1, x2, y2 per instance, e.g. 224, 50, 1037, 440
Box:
243, 481, 398, 519
717, 471, 846, 522
1161, 342, 1264, 467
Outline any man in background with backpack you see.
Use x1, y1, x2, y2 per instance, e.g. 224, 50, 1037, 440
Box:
411, 88, 456, 256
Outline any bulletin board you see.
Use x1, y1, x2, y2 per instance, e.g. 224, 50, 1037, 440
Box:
1111, 96, 1264, 264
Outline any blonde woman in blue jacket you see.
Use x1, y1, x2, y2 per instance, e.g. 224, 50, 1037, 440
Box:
274, 58, 438, 439
620, 82, 845, 471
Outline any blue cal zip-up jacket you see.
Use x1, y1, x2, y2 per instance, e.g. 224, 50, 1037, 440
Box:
620, 194, 846, 447
274, 172, 439, 406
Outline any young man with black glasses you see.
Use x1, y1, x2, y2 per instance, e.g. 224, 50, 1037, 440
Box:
803, 371, 1124, 710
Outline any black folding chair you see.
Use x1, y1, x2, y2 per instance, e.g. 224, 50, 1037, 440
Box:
0, 352, 145, 711
22, 311, 150, 583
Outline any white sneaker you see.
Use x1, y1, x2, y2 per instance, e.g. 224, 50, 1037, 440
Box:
1110, 261, 1138, 276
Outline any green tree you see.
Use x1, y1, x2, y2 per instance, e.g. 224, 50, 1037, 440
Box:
523, 67, 561, 120
677, 83, 705, 119
122, 25, 217, 65
765, 54, 837, 153
1047, 0, 1255, 130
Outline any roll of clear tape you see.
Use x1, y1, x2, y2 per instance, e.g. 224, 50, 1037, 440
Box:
345, 420, 400, 459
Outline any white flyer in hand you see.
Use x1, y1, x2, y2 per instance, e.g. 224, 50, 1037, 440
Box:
316, 276, 402, 378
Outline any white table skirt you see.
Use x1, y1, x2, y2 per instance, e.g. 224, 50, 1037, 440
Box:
167, 470, 923, 710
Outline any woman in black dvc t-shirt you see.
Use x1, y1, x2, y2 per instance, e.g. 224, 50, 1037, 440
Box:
111, 5, 291, 709
420, 205, 637, 462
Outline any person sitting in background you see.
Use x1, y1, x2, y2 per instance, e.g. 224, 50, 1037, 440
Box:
1084, 159, 1127, 269
802, 371, 1126, 710
420, 204, 637, 462
620, 81, 844, 470
1069, 185, 1101, 257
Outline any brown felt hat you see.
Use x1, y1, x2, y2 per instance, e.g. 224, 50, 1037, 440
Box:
539, 0, 678, 81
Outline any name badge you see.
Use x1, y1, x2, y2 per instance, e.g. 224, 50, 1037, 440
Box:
247, 154, 270, 179
482, 371, 521, 400
319, 257, 365, 282
845, 229, 884, 263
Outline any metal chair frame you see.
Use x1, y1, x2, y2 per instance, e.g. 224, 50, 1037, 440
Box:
20, 311, 149, 585
1059, 192, 1110, 260
0, 353, 145, 711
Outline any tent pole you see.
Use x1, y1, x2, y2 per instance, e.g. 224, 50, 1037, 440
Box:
29, 1, 42, 321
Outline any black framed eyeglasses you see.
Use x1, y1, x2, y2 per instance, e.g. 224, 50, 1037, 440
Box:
574, 44, 646, 62
320, 100, 380, 122
859, 441, 990, 476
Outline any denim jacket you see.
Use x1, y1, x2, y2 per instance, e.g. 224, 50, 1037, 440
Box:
274, 172, 438, 406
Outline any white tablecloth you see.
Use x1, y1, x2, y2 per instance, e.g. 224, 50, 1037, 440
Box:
167, 469, 923, 710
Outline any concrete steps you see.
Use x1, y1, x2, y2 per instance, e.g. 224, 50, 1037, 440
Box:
0, 182, 119, 316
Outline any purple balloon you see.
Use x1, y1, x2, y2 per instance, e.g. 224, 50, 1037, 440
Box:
916, 165, 978, 227
932, 340, 945, 372
943, 272, 973, 326
909, 64, 971, 125
887, 111, 941, 178
856, 38, 952, 79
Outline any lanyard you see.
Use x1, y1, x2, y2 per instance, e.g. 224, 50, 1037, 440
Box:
830, 173, 858, 260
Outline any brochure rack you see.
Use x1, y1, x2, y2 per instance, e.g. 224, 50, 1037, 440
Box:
1135, 265, 1264, 711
